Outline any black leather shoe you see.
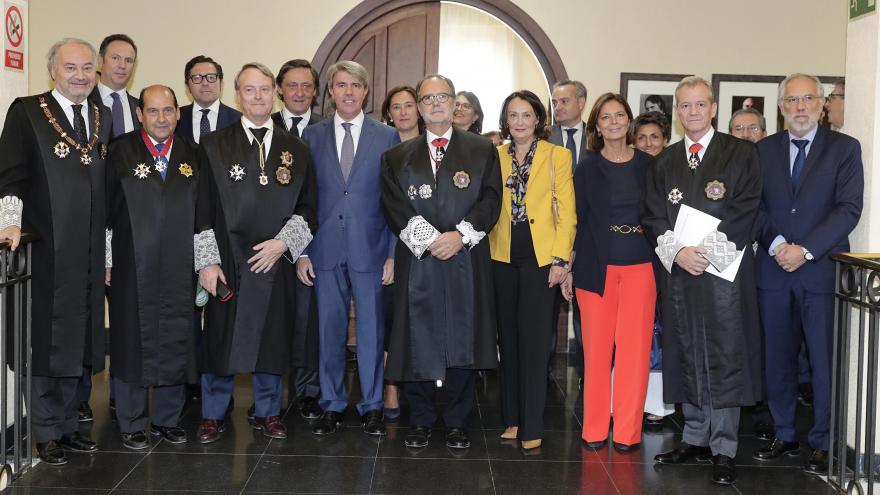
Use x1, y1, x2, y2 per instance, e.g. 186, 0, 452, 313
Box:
361, 409, 387, 436
298, 396, 323, 420
754, 421, 775, 441
151, 425, 187, 444
584, 439, 606, 449
753, 438, 800, 460
312, 410, 343, 435
109, 399, 116, 411
712, 454, 736, 485
121, 431, 150, 450
798, 383, 814, 407
613, 442, 639, 453
58, 432, 97, 453
655, 442, 712, 464
78, 401, 93, 423
405, 425, 431, 448
36, 441, 67, 466
247, 403, 256, 421
446, 428, 470, 449
804, 448, 829, 475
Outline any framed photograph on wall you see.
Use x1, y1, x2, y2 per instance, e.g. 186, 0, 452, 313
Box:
712, 74, 841, 136
620, 72, 691, 144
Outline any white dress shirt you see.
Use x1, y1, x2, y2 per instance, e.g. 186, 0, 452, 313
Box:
281, 107, 311, 135
333, 111, 365, 161
426, 126, 454, 176
683, 126, 714, 162
51, 89, 90, 139
192, 99, 221, 144
97, 81, 134, 133
240, 116, 273, 159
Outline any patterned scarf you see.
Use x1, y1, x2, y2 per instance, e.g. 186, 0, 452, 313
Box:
505, 139, 538, 225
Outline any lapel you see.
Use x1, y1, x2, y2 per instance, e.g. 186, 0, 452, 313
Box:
777, 131, 795, 199
436, 128, 465, 185
525, 140, 548, 190
271, 112, 286, 131
794, 126, 825, 197
584, 152, 610, 215
322, 118, 346, 185
549, 125, 562, 146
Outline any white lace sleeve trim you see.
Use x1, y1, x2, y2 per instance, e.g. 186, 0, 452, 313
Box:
455, 220, 485, 249
275, 214, 313, 260
654, 230, 684, 273
400, 215, 440, 259
194, 229, 221, 272
105, 229, 112, 268
700, 229, 739, 272
0, 195, 22, 231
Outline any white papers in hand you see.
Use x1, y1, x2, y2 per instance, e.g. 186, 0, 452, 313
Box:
673, 204, 743, 282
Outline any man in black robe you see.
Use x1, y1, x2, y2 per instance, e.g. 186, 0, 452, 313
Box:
0, 38, 109, 465
105, 85, 199, 449
194, 62, 317, 443
381, 74, 501, 449
643, 76, 763, 485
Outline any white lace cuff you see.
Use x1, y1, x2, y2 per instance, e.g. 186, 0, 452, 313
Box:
0, 195, 22, 231
400, 215, 439, 259
275, 214, 313, 259
456, 220, 485, 249
654, 230, 684, 273
105, 229, 112, 268
194, 229, 221, 272
700, 230, 738, 272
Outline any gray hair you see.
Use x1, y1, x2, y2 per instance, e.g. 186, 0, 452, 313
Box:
552, 79, 587, 100
234, 62, 276, 90
777, 73, 825, 102
729, 107, 766, 132
46, 38, 97, 74
675, 75, 714, 104
326, 60, 369, 89
415, 74, 456, 99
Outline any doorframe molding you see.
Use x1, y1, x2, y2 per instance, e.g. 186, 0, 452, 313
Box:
312, 0, 568, 91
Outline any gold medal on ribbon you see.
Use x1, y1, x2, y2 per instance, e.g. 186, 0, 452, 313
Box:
276, 166, 292, 185
179, 163, 193, 178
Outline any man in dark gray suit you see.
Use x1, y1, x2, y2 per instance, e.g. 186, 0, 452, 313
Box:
88, 34, 140, 140
548, 79, 588, 384
272, 59, 322, 136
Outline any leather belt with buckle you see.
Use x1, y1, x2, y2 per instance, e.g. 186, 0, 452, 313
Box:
609, 224, 644, 234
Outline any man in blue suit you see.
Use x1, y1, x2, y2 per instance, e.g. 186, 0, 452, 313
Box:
178, 55, 241, 144
299, 60, 399, 437
752, 73, 863, 475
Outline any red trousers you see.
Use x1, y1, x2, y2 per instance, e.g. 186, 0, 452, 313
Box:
577, 263, 655, 446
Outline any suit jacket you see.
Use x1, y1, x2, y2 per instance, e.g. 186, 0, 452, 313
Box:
271, 109, 323, 135
88, 86, 141, 135
301, 115, 400, 272
177, 102, 242, 143
754, 126, 864, 292
549, 122, 587, 170
488, 140, 575, 266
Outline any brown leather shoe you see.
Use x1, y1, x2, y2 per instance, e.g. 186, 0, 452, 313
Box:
252, 416, 287, 439
197, 419, 226, 444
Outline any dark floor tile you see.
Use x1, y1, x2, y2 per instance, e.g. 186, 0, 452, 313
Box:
371, 458, 494, 495
378, 424, 488, 460
609, 461, 738, 495
114, 491, 235, 494
12, 452, 143, 490
114, 452, 258, 492
734, 466, 838, 495
3, 488, 109, 495
151, 414, 271, 455
734, 435, 810, 468
478, 405, 580, 432
243, 455, 373, 494
491, 459, 618, 495
264, 423, 380, 457
485, 430, 603, 462
594, 429, 680, 464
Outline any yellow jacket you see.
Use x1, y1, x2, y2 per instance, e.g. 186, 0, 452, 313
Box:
489, 140, 576, 266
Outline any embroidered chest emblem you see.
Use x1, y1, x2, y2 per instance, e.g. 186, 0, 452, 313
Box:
668, 188, 683, 205
705, 180, 726, 201
418, 184, 432, 199
229, 164, 246, 181
133, 162, 151, 179
179, 163, 193, 178
453, 171, 470, 189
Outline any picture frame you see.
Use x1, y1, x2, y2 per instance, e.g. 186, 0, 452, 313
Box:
620, 72, 691, 144
711, 74, 841, 135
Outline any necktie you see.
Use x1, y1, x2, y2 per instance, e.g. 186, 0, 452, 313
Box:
290, 116, 303, 137
155, 141, 168, 180
340, 122, 355, 181
71, 104, 87, 144
199, 109, 211, 142
110, 92, 125, 138
565, 128, 578, 164
250, 127, 268, 145
791, 139, 809, 193
688, 142, 702, 170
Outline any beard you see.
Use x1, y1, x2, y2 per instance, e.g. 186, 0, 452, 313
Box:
784, 111, 820, 134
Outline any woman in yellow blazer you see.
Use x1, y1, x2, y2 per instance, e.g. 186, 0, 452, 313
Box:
488, 90, 576, 451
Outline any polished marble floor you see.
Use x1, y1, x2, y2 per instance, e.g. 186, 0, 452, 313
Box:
9, 356, 838, 494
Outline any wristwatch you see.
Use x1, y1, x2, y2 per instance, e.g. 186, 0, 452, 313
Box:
801, 246, 814, 261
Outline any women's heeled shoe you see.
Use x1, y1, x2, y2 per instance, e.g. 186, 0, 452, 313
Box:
500, 426, 518, 439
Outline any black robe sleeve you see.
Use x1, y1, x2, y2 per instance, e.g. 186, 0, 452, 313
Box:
717, 145, 762, 250
459, 143, 502, 236
0, 100, 34, 200
196, 144, 217, 234
641, 153, 673, 248
380, 149, 418, 236
292, 151, 318, 234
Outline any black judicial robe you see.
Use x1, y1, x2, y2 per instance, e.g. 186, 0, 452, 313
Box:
197, 124, 317, 376
381, 128, 501, 381
106, 132, 199, 386
641, 131, 763, 408
0, 92, 109, 377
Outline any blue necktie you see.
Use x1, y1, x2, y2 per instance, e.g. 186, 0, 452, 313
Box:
565, 128, 578, 165
155, 141, 168, 180
110, 92, 125, 138
199, 108, 211, 142
790, 139, 809, 193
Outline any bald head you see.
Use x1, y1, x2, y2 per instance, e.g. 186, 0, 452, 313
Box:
137, 85, 180, 142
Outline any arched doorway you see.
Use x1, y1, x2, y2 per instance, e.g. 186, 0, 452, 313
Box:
311, 0, 568, 122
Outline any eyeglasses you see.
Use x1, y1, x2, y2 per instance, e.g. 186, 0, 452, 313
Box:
781, 95, 819, 105
733, 124, 761, 133
419, 93, 453, 105
826, 93, 845, 100
454, 101, 473, 110
189, 73, 219, 84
